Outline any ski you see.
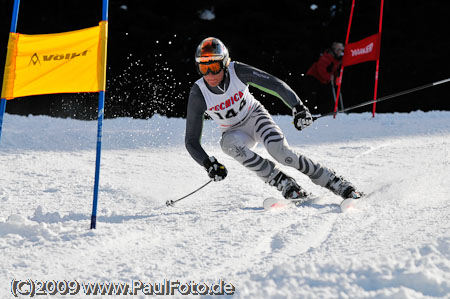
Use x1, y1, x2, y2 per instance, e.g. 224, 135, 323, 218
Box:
339, 197, 357, 212
339, 192, 364, 212
263, 195, 318, 211
264, 192, 364, 212
263, 197, 293, 210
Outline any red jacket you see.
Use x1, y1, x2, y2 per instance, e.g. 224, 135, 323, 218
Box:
306, 50, 341, 84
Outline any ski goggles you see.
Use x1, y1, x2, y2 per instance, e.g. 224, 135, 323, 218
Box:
196, 61, 223, 76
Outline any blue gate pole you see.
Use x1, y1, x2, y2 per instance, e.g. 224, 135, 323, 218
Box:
0, 0, 21, 142
90, 0, 109, 229
90, 91, 105, 229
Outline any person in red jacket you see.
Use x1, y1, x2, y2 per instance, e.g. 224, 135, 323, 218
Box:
301, 42, 344, 114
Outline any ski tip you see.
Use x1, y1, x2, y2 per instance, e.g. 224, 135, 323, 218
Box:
263, 197, 291, 211
340, 197, 359, 212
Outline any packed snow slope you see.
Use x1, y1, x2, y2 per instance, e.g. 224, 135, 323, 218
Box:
1, 111, 450, 298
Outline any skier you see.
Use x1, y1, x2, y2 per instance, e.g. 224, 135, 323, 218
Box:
185, 37, 361, 201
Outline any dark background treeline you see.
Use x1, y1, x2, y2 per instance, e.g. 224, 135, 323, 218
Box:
1, 0, 449, 119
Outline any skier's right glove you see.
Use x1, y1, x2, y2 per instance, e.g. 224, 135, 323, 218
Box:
292, 103, 313, 131
203, 156, 228, 182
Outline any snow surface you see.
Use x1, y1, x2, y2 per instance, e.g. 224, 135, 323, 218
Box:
1, 111, 450, 298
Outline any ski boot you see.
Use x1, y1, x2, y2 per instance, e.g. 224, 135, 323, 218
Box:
269, 171, 308, 200
324, 171, 361, 199
339, 185, 364, 211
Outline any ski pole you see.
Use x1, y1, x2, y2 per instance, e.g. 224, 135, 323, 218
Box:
331, 79, 344, 111
166, 179, 213, 207
314, 77, 450, 120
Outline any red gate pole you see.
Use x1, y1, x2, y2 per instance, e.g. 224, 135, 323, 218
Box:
372, 0, 385, 117
334, 0, 356, 118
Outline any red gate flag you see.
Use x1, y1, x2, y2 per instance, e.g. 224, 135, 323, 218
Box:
342, 33, 381, 67
334, 0, 384, 118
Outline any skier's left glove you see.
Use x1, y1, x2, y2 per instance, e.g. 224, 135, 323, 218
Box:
203, 156, 228, 182
292, 103, 313, 131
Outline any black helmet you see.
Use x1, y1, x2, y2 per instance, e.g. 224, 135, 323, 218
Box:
195, 37, 230, 75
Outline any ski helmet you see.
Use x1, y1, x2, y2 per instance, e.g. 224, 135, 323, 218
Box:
195, 37, 230, 76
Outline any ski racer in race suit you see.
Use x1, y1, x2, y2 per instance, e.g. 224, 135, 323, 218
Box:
185, 37, 360, 200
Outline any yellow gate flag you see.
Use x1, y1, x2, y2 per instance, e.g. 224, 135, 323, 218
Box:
1, 21, 107, 100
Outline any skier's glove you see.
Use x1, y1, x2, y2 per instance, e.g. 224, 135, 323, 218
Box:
203, 156, 228, 182
292, 103, 313, 131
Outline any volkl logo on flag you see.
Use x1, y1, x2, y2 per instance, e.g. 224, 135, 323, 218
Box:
28, 50, 89, 67
342, 33, 380, 67
350, 42, 374, 57
28, 53, 41, 66
41, 50, 89, 62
